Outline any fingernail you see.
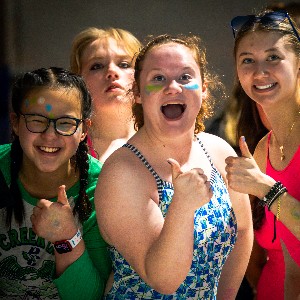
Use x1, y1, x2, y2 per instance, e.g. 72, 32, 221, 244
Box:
241, 136, 246, 142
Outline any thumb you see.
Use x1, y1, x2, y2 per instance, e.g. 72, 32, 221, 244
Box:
167, 158, 183, 180
239, 136, 252, 158
57, 185, 69, 206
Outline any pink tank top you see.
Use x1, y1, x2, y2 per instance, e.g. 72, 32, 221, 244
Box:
254, 132, 300, 299
266, 131, 300, 266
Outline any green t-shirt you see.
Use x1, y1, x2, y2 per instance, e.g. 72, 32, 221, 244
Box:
0, 143, 111, 299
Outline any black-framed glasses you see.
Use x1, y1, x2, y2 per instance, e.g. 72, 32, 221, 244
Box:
231, 10, 300, 41
20, 113, 83, 136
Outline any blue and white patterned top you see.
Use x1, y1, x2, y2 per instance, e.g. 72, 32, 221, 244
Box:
104, 138, 237, 299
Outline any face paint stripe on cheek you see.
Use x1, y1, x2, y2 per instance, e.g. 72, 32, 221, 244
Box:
145, 85, 163, 94
183, 83, 200, 90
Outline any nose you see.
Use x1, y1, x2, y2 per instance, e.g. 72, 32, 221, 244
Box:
106, 63, 120, 80
253, 63, 269, 79
164, 80, 182, 94
42, 120, 57, 136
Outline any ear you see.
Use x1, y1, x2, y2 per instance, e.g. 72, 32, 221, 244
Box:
132, 81, 142, 104
10, 113, 20, 136
81, 118, 91, 141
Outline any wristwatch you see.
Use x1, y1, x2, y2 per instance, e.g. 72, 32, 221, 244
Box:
54, 229, 82, 254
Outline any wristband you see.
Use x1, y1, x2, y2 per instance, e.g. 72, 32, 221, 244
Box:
54, 229, 82, 254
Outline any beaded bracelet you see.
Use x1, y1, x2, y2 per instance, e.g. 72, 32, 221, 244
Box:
267, 187, 287, 210
259, 181, 287, 209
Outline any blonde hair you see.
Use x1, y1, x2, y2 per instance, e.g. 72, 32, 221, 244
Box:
70, 27, 142, 74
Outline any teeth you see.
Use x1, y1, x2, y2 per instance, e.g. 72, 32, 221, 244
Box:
39, 146, 59, 153
255, 83, 275, 90
162, 102, 182, 106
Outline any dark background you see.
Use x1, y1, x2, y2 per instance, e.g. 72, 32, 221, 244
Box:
0, 0, 293, 143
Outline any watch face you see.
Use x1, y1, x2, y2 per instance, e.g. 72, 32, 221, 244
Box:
54, 241, 72, 254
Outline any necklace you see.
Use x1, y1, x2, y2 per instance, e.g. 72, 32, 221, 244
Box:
273, 108, 300, 161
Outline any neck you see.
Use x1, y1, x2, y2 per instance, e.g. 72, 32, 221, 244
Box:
90, 112, 136, 163
136, 127, 195, 163
19, 162, 78, 199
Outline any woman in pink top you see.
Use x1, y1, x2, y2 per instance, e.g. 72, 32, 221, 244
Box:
225, 9, 300, 300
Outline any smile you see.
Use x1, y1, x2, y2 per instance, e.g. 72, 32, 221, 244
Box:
39, 146, 60, 153
254, 83, 276, 90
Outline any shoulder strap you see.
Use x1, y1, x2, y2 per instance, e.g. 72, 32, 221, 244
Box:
122, 143, 166, 200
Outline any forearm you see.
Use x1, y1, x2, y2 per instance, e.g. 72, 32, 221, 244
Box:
268, 192, 300, 239
144, 201, 195, 294
54, 250, 105, 300
283, 242, 300, 300
55, 219, 111, 299
217, 227, 253, 300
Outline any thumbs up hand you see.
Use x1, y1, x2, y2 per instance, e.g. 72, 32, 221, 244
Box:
225, 136, 266, 197
31, 185, 77, 242
167, 158, 213, 212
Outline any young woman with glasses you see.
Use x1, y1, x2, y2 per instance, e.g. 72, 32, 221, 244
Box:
225, 9, 300, 300
0, 67, 111, 299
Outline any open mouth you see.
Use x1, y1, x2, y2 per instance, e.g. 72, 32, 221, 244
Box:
39, 146, 60, 153
161, 103, 186, 119
254, 83, 277, 90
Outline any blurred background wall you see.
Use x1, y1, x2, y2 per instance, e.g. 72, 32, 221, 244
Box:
0, 0, 294, 143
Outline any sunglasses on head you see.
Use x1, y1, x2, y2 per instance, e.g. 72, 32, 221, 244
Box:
230, 10, 300, 41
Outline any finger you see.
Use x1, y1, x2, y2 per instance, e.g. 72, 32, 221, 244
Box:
57, 185, 69, 206
167, 158, 183, 180
239, 136, 252, 159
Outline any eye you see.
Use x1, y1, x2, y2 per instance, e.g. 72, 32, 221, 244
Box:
267, 54, 280, 61
119, 61, 131, 69
153, 75, 165, 82
90, 63, 104, 70
179, 74, 192, 81
26, 115, 47, 124
241, 58, 254, 64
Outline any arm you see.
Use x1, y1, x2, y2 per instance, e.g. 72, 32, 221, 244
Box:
54, 217, 111, 299
225, 136, 300, 239
245, 237, 267, 293
217, 188, 253, 300
282, 241, 300, 300
95, 150, 212, 294
31, 185, 111, 299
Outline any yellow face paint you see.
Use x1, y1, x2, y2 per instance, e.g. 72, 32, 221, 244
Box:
145, 85, 163, 94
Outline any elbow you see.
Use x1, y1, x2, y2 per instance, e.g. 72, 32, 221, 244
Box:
146, 272, 183, 295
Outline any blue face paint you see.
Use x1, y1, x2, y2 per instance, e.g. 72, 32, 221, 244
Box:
45, 104, 52, 112
183, 83, 199, 90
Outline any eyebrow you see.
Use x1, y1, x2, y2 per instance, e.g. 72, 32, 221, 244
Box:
148, 66, 194, 72
238, 47, 282, 58
89, 54, 132, 60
